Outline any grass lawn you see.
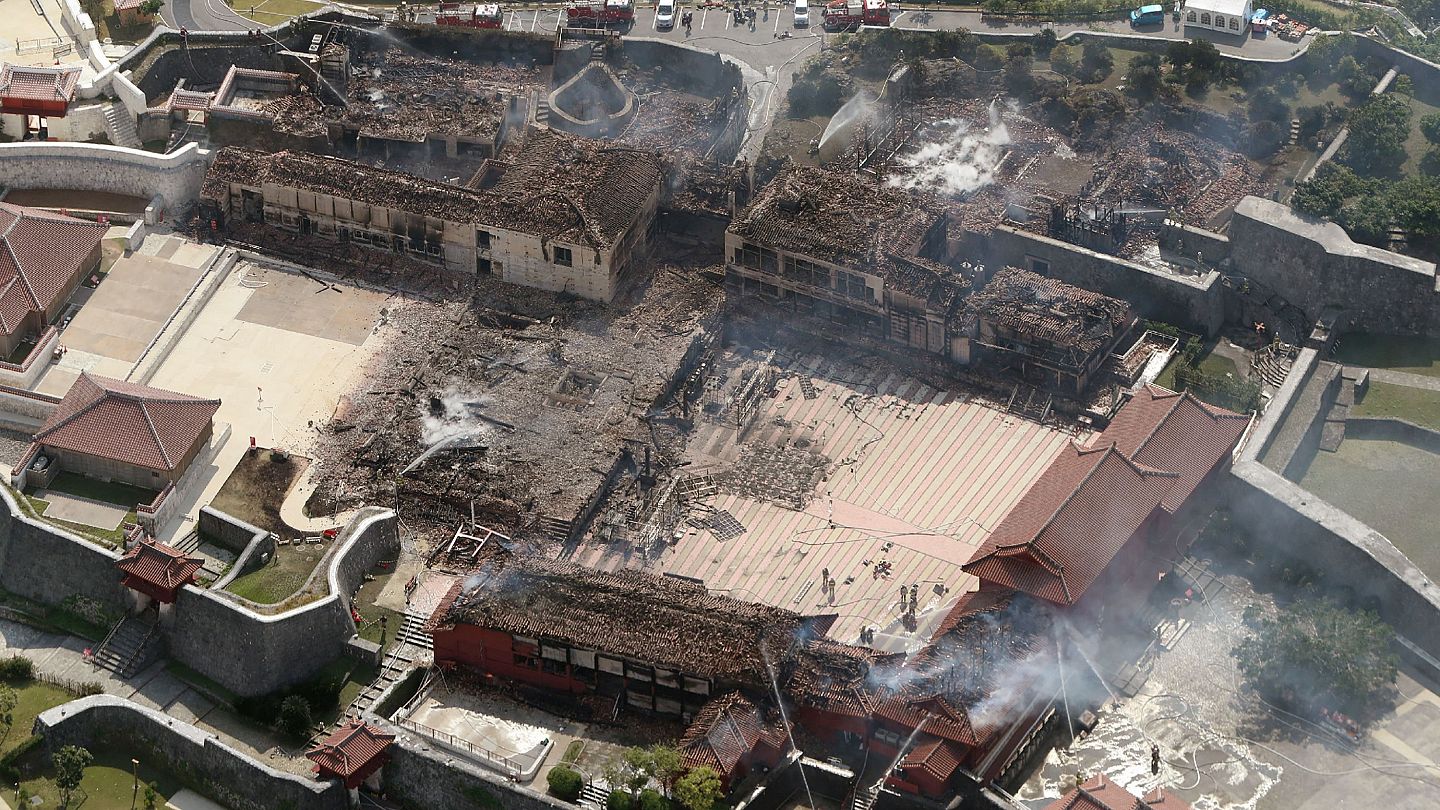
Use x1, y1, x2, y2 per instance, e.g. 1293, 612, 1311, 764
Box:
41, 472, 158, 509
15, 747, 190, 810
1154, 340, 1240, 391
1401, 81, 1440, 177
3, 680, 75, 756
1301, 438, 1440, 581
1333, 333, 1440, 377
352, 563, 403, 654
224, 543, 323, 604
1353, 381, 1440, 431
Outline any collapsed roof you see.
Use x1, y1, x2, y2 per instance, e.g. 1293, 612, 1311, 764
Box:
431, 554, 821, 683
203, 131, 664, 251
962, 267, 1136, 368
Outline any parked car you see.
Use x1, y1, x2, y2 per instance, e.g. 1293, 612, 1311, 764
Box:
656, 0, 675, 28
794, 0, 810, 26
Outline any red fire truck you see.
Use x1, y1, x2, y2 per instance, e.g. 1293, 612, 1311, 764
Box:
436, 2, 504, 27
566, 0, 634, 26
821, 0, 889, 30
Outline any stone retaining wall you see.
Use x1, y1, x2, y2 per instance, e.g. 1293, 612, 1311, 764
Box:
34, 696, 347, 810
0, 143, 210, 214
0, 487, 127, 611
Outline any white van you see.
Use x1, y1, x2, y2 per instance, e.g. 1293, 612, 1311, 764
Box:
794, 0, 810, 25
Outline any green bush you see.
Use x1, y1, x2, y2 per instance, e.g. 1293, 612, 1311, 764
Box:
276, 694, 313, 739
637, 789, 670, 810
608, 790, 634, 810
547, 766, 584, 802
0, 656, 34, 681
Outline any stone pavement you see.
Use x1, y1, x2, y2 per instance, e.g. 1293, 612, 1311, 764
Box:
1355, 367, 1440, 393
0, 618, 312, 777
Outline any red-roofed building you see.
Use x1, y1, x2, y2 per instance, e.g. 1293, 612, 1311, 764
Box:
892, 738, 965, 797
964, 386, 1248, 607
116, 537, 204, 604
112, 0, 157, 25
306, 720, 395, 789
0, 202, 106, 358
21, 372, 220, 491
1044, 773, 1193, 810
0, 64, 81, 119
679, 692, 789, 789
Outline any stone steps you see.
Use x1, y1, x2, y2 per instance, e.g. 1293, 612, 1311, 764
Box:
93, 614, 160, 679
102, 101, 141, 149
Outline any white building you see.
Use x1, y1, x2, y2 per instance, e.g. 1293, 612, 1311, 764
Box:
1183, 0, 1253, 33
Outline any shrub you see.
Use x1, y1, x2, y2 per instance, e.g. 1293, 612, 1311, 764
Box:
0, 656, 34, 681
607, 790, 634, 810
276, 694, 313, 739
637, 789, 669, 810
547, 766, 585, 802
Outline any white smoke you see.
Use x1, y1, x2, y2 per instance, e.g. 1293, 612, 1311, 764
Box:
889, 101, 1012, 197
420, 387, 497, 448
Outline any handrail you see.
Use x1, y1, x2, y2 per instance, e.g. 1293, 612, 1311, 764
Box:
396, 716, 523, 776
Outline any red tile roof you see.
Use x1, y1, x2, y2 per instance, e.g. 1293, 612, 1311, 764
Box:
0, 202, 107, 337
679, 692, 788, 776
1044, 773, 1193, 810
963, 386, 1247, 605
35, 373, 220, 471
117, 538, 204, 590
0, 64, 81, 104
305, 720, 395, 777
900, 738, 964, 783
1101, 385, 1249, 513
963, 445, 1177, 605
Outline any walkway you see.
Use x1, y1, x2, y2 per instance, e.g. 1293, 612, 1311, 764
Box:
0, 617, 312, 776
1354, 367, 1440, 393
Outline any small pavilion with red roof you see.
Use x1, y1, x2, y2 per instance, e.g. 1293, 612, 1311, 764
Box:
116, 536, 204, 604
305, 720, 395, 790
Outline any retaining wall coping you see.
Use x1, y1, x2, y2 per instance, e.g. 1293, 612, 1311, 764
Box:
993, 224, 1221, 291
0, 141, 210, 170
1234, 197, 1436, 278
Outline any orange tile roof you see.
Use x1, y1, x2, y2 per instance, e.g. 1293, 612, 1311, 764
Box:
0, 202, 107, 337
1044, 773, 1193, 810
900, 738, 964, 782
1101, 385, 1249, 513
963, 385, 1246, 605
35, 372, 220, 471
305, 720, 395, 777
963, 444, 1177, 605
117, 538, 204, 590
0, 64, 80, 104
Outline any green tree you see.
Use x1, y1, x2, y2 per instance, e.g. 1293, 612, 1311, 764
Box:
1164, 39, 1192, 71
276, 695, 313, 739
1248, 86, 1289, 124
1080, 40, 1114, 83
52, 744, 92, 808
547, 766, 585, 802
1187, 39, 1222, 81
620, 747, 653, 797
144, 783, 160, 810
1128, 64, 1163, 100
1421, 112, 1440, 145
637, 789, 668, 810
1345, 94, 1412, 175
1388, 175, 1440, 239
674, 767, 724, 810
647, 743, 684, 796
1050, 45, 1077, 77
1246, 119, 1288, 157
1335, 55, 1373, 96
1232, 598, 1398, 720
0, 683, 16, 743
606, 790, 633, 810
138, 0, 163, 14
1032, 28, 1058, 56
1293, 163, 1370, 218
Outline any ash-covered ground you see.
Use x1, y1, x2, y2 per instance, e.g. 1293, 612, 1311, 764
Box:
304, 242, 724, 550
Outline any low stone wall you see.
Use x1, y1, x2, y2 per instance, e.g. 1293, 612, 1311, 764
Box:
985, 225, 1224, 334
164, 508, 398, 697
0, 143, 211, 215
1345, 416, 1440, 455
0, 486, 128, 611
200, 506, 273, 592
34, 696, 347, 810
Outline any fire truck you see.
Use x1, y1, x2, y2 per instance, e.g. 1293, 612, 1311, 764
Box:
821, 0, 889, 30
436, 2, 504, 27
566, 0, 634, 26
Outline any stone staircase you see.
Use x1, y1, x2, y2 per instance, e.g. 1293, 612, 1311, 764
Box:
92, 613, 161, 679
342, 609, 433, 721
535, 95, 551, 128
578, 781, 610, 809
102, 101, 141, 149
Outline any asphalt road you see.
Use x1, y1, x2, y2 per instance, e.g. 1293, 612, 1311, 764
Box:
162, 0, 251, 32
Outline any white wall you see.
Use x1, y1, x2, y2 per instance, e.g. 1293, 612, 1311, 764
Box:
0, 142, 210, 211
1184, 1, 1252, 32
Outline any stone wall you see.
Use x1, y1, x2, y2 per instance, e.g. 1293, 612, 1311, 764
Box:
985, 226, 1224, 334
0, 487, 128, 611
1346, 416, 1440, 454
369, 718, 571, 810
163, 508, 397, 697
1227, 197, 1438, 334
0, 142, 211, 214
198, 505, 268, 554
34, 696, 347, 810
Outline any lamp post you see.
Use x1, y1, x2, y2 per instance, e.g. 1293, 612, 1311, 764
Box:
130, 758, 139, 810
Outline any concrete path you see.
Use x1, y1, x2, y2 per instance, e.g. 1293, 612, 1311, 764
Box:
0, 618, 312, 776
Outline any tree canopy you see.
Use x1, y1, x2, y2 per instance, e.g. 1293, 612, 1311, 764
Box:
1344, 94, 1412, 175
1232, 597, 1398, 720
674, 767, 725, 810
